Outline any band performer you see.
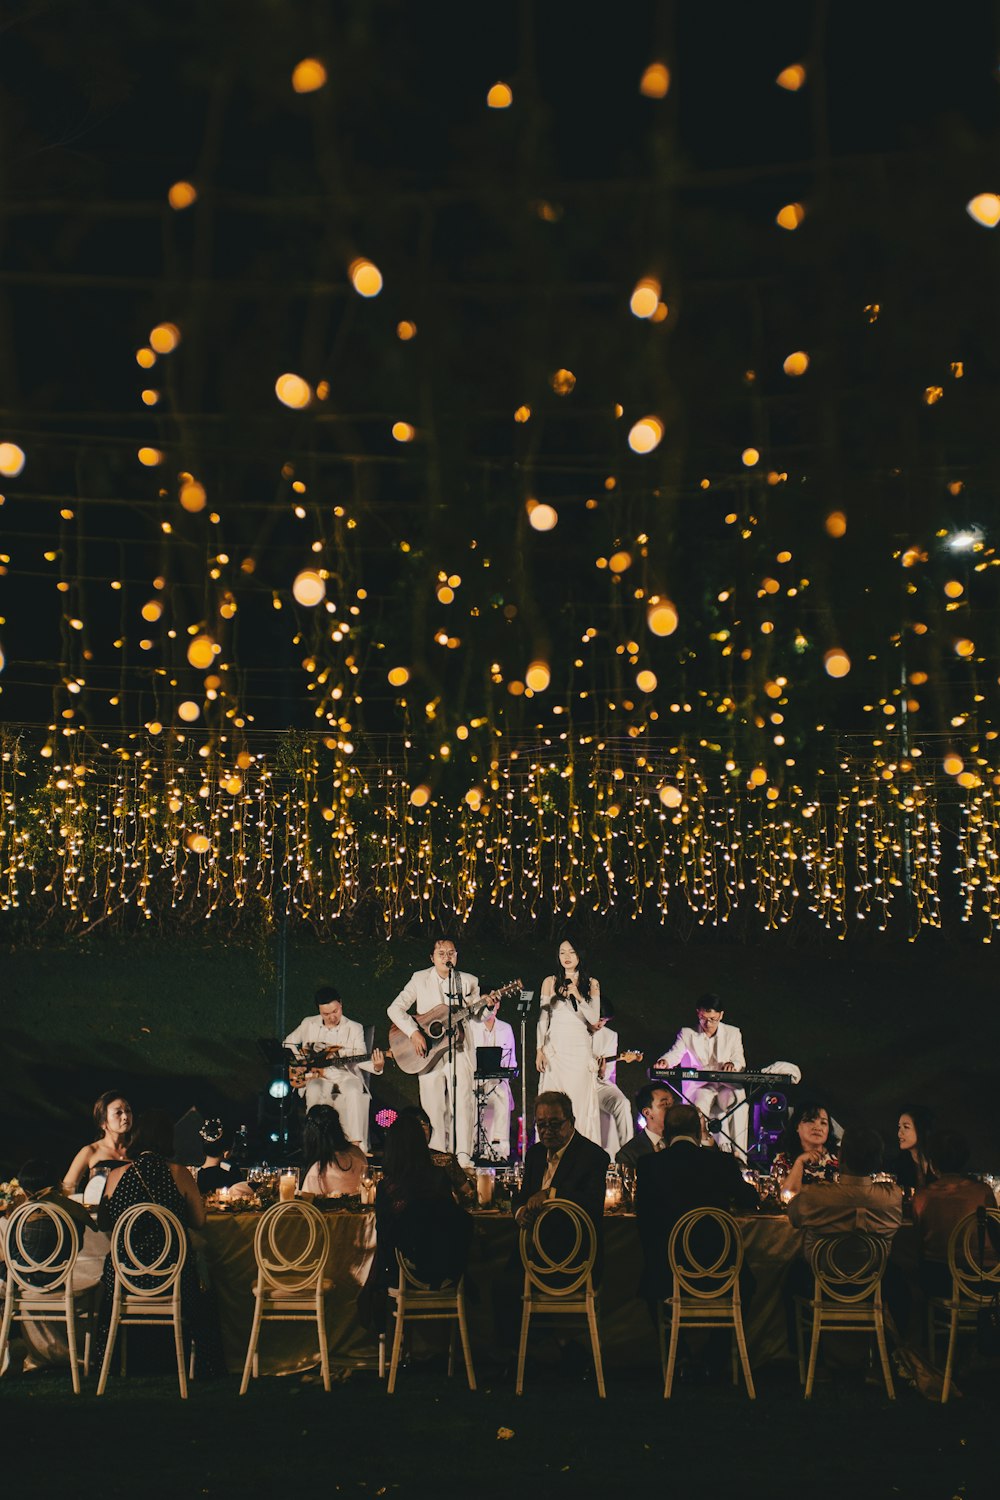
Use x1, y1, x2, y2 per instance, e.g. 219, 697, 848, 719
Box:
536, 939, 602, 1146
284, 985, 384, 1152
387, 936, 479, 1163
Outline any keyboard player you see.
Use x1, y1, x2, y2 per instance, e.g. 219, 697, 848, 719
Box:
654, 994, 750, 1156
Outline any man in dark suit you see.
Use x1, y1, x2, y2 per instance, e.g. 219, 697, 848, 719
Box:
512, 1089, 609, 1278
636, 1104, 758, 1306
616, 1082, 673, 1168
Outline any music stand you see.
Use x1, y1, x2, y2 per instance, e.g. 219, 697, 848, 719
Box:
473, 1046, 509, 1164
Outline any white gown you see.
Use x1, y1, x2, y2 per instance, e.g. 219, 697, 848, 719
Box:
536, 983, 602, 1146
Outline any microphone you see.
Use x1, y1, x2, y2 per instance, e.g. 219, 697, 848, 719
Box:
446, 960, 455, 970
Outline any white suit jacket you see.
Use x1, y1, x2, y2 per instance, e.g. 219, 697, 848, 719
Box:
387, 968, 480, 1071
283, 1013, 376, 1094
659, 1022, 745, 1073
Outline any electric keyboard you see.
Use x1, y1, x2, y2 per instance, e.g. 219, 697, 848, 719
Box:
474, 1066, 519, 1080
651, 1067, 795, 1089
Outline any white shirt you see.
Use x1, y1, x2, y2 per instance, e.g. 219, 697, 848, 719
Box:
541, 1133, 575, 1193
283, 1014, 375, 1090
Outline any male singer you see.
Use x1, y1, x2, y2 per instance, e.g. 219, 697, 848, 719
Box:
387, 936, 479, 1162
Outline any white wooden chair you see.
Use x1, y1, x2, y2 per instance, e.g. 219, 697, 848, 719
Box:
794, 1230, 894, 1399
386, 1248, 475, 1394
660, 1207, 755, 1399
516, 1197, 604, 1398
0, 1200, 90, 1394
928, 1207, 1000, 1403
97, 1202, 190, 1398
240, 1200, 331, 1395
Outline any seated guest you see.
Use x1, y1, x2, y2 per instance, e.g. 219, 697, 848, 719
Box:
635, 1104, 759, 1306
912, 1129, 995, 1299
772, 1101, 840, 1195
398, 1104, 476, 1206
512, 1090, 609, 1279
786, 1125, 905, 1330
96, 1110, 223, 1375
195, 1119, 245, 1194
617, 1083, 673, 1167
301, 1104, 367, 1196
892, 1105, 935, 1191
0, 1160, 92, 1285
62, 1091, 133, 1193
374, 1114, 472, 1292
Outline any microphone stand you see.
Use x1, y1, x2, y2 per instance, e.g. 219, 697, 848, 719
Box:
445, 961, 462, 1161
515, 987, 535, 1166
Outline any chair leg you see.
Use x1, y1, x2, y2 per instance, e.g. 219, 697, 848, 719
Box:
656, 1304, 667, 1385
239, 1297, 264, 1396
386, 1299, 406, 1395
82, 1288, 95, 1379
515, 1298, 531, 1397
733, 1306, 756, 1400
941, 1306, 960, 1405
795, 1301, 806, 1385
456, 1293, 477, 1392
447, 1322, 456, 1378
378, 1332, 386, 1380
120, 1325, 127, 1378
316, 1296, 332, 1394
0, 1290, 16, 1380
663, 1307, 681, 1398
65, 1292, 82, 1397
97, 1299, 121, 1396
873, 1309, 894, 1400
586, 1293, 606, 1399
804, 1309, 822, 1399
188, 1337, 196, 1381
173, 1310, 188, 1399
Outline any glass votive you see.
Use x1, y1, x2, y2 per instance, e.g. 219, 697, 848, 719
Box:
279, 1168, 300, 1202
476, 1168, 496, 1208
604, 1166, 622, 1213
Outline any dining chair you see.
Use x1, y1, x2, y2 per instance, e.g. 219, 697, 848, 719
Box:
240, 1200, 331, 1394
660, 1206, 755, 1399
1, 1199, 90, 1395
927, 1206, 1000, 1403
386, 1247, 475, 1394
794, 1230, 894, 1399
516, 1197, 604, 1398
97, 1202, 190, 1397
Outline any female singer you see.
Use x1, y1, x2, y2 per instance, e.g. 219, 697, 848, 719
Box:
536, 938, 602, 1145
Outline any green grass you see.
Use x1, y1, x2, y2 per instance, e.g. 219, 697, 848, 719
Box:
1, 1362, 998, 1498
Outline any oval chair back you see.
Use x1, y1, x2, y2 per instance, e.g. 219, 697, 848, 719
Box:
668, 1207, 743, 1299
520, 1198, 597, 1297
3, 1199, 80, 1294
252, 1200, 329, 1295
810, 1231, 888, 1304
947, 1207, 1000, 1303
110, 1202, 188, 1297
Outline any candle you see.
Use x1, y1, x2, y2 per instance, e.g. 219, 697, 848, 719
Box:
279, 1172, 297, 1202
360, 1175, 376, 1206
476, 1169, 495, 1208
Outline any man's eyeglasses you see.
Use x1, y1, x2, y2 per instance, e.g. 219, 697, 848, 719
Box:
535, 1117, 569, 1132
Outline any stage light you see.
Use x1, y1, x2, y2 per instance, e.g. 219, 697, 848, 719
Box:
944, 527, 983, 552
268, 1075, 291, 1100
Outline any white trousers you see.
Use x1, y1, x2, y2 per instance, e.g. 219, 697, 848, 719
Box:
419, 1050, 476, 1163
597, 1082, 634, 1158
475, 1080, 514, 1160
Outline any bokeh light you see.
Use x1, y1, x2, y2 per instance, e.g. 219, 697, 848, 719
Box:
292, 570, 326, 607
628, 416, 664, 454
486, 82, 513, 109
275, 373, 312, 409
292, 58, 327, 93
349, 257, 383, 297
167, 180, 197, 209
639, 63, 670, 98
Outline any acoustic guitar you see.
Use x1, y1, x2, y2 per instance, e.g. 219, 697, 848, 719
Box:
389, 978, 523, 1076
287, 1046, 392, 1089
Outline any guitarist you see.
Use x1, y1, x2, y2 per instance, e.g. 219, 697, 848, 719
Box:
591, 1008, 636, 1157
387, 936, 479, 1163
284, 986, 385, 1152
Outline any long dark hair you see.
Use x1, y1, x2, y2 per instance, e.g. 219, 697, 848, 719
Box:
553, 936, 594, 1006
779, 1100, 840, 1159
302, 1105, 355, 1173
130, 1110, 175, 1158
897, 1104, 934, 1155
381, 1114, 440, 1211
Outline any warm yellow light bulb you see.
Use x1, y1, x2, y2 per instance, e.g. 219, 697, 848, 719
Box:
943, 752, 964, 776
167, 180, 197, 209
741, 447, 760, 467
349, 258, 383, 297
776, 202, 805, 231
823, 648, 851, 678
639, 62, 670, 98
275, 373, 312, 409
525, 660, 551, 692
137, 447, 163, 467
178, 700, 200, 723
410, 784, 431, 807
0, 443, 26, 477
486, 82, 513, 108
825, 510, 847, 538
776, 63, 806, 91
292, 570, 326, 607
149, 322, 180, 353
646, 599, 678, 637
783, 350, 809, 376
292, 58, 327, 93
179, 480, 207, 513
527, 502, 558, 532
391, 421, 415, 442
966, 193, 1000, 228
388, 666, 410, 687
608, 551, 632, 573
187, 635, 216, 669
186, 833, 211, 854
551, 368, 576, 395
636, 669, 658, 692
659, 784, 682, 808
140, 599, 163, 623
628, 416, 664, 454
629, 277, 661, 318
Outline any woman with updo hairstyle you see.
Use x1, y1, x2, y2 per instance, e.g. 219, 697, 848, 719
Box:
772, 1100, 840, 1196
62, 1090, 133, 1194
195, 1119, 245, 1194
301, 1104, 367, 1196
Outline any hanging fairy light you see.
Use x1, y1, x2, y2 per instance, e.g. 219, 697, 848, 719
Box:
292, 570, 326, 607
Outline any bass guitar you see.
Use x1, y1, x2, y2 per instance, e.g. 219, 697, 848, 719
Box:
389, 979, 523, 1076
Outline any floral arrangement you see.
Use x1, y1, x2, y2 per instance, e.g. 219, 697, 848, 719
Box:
0, 1178, 25, 1212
